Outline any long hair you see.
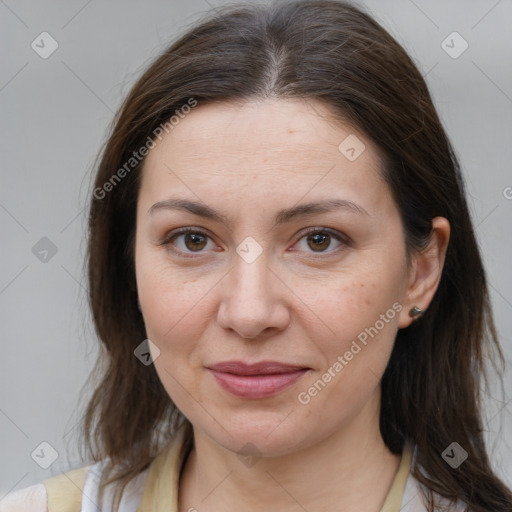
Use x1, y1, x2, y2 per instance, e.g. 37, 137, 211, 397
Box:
81, 1, 512, 510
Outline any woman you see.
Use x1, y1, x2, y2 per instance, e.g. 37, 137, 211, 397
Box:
3, 1, 511, 511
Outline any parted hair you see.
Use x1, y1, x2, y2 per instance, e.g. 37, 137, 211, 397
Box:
81, 1, 512, 510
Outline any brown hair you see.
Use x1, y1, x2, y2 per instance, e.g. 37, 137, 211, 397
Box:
81, 1, 512, 510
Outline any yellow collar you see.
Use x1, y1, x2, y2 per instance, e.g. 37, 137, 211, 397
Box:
381, 440, 413, 512
138, 426, 412, 512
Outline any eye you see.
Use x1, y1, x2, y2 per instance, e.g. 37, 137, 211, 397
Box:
292, 228, 348, 255
161, 226, 350, 258
161, 227, 216, 257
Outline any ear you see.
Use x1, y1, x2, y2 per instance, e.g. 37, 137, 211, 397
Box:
398, 217, 450, 328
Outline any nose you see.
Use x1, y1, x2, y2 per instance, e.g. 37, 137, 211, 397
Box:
216, 249, 290, 341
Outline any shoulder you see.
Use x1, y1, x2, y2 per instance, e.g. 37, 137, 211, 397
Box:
0, 435, 180, 512
401, 468, 468, 511
400, 444, 468, 512
0, 483, 47, 512
82, 460, 148, 512
0, 464, 92, 512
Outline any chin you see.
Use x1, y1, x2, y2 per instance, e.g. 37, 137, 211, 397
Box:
196, 412, 316, 457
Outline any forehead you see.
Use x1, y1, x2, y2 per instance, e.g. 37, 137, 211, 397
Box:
147, 98, 381, 163
139, 98, 388, 217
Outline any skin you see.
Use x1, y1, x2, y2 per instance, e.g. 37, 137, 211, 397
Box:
135, 98, 450, 512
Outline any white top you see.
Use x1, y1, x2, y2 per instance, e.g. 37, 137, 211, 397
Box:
0, 471, 467, 512
0, 443, 467, 512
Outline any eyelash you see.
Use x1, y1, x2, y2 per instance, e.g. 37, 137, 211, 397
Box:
160, 227, 351, 259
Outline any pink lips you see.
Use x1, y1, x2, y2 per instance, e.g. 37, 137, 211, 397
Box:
207, 361, 309, 399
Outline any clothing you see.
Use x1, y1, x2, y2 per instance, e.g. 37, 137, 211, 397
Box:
1, 426, 467, 511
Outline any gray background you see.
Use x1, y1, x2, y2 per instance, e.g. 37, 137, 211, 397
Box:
1, 0, 511, 496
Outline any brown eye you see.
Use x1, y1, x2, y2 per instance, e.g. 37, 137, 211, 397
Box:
293, 228, 348, 255
163, 228, 215, 257
307, 232, 332, 252
183, 232, 208, 251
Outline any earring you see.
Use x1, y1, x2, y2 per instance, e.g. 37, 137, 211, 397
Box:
409, 305, 423, 320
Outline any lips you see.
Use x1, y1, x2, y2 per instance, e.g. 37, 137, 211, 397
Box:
206, 360, 309, 399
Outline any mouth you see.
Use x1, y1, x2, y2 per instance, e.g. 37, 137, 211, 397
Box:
206, 361, 310, 399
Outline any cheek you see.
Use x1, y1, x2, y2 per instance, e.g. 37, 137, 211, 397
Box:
305, 270, 403, 340
135, 245, 204, 351
297, 266, 404, 391
135, 253, 209, 410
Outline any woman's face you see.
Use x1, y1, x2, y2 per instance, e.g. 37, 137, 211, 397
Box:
135, 98, 414, 456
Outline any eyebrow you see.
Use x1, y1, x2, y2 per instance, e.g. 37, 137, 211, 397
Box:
147, 197, 369, 228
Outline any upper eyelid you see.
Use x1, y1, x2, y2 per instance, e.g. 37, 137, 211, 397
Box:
164, 226, 346, 241
163, 226, 349, 253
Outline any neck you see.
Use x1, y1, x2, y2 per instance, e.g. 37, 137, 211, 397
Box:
178, 391, 401, 512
